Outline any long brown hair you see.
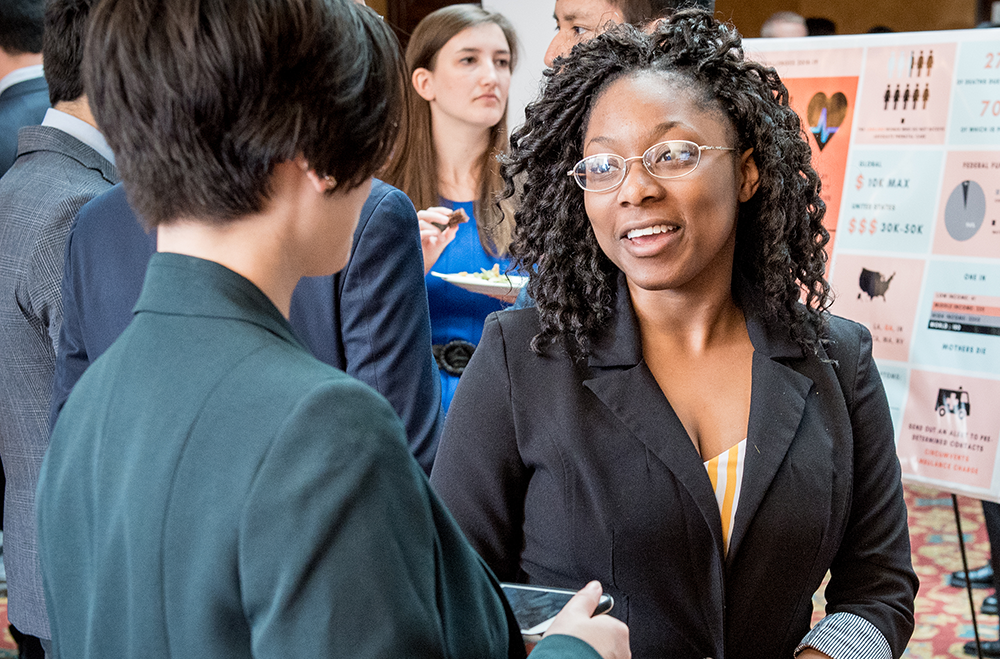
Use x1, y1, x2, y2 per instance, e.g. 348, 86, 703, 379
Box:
382, 4, 518, 257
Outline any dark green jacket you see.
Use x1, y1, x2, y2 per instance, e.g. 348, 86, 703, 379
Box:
38, 253, 599, 659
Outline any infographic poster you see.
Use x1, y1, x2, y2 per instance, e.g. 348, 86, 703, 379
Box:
746, 29, 1000, 502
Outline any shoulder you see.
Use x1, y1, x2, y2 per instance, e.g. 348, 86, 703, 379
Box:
14, 127, 116, 186
72, 184, 144, 241
259, 347, 403, 431
364, 180, 417, 222
245, 355, 412, 473
349, 180, 418, 248
821, 313, 872, 365
482, 306, 543, 350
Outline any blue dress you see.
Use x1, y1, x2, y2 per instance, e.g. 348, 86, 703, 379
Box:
425, 199, 510, 412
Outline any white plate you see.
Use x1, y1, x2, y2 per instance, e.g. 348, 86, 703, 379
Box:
431, 271, 528, 300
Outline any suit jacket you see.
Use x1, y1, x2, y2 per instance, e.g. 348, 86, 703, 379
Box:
431, 282, 917, 659
0, 125, 118, 638
51, 180, 443, 472
0, 77, 50, 178
38, 253, 599, 659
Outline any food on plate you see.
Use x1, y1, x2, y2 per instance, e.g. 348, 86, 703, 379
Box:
456, 264, 511, 283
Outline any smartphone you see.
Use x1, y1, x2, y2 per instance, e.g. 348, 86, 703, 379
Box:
501, 583, 614, 641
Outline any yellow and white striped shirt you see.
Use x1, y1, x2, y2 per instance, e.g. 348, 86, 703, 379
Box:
703, 438, 747, 555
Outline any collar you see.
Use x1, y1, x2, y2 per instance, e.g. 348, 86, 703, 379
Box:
135, 252, 303, 349
0, 64, 44, 96
41, 108, 115, 166
586, 271, 806, 369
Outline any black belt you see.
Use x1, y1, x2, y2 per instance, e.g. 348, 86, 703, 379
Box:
432, 340, 476, 376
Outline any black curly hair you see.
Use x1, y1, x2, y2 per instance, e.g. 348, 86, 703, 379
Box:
501, 8, 831, 358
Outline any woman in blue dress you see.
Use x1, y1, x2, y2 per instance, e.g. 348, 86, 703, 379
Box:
383, 4, 518, 412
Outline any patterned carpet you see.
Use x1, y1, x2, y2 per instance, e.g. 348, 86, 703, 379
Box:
0, 484, 990, 658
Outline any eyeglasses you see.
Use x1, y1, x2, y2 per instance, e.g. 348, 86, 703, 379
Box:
567, 140, 737, 193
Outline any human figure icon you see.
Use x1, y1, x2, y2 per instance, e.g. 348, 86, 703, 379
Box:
912, 84, 919, 110
909, 50, 915, 76
917, 50, 924, 76
903, 84, 910, 110
927, 50, 934, 76
893, 84, 900, 109
923, 85, 930, 108
884, 84, 891, 109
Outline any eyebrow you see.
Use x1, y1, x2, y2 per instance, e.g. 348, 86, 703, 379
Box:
556, 12, 578, 21
455, 47, 511, 55
586, 121, 683, 150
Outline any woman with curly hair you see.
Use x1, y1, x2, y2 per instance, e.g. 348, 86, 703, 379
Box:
431, 9, 916, 659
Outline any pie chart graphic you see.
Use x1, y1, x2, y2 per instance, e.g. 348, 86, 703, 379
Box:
944, 180, 986, 241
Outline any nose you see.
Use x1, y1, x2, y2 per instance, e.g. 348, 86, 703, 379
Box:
616, 157, 663, 206
544, 32, 568, 67
481, 60, 500, 86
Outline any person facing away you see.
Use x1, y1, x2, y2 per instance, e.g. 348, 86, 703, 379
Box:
35, 0, 630, 658
0, 0, 119, 652
431, 9, 916, 659
0, 0, 49, 177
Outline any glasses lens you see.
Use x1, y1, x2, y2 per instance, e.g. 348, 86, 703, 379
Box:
576, 154, 625, 191
646, 141, 700, 179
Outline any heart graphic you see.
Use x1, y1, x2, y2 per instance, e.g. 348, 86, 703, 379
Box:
806, 92, 848, 151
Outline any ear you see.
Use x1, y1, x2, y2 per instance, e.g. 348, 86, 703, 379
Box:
412, 67, 435, 102
296, 156, 329, 194
737, 148, 760, 203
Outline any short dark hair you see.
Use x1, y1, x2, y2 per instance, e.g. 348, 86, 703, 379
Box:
84, 0, 405, 227
805, 17, 836, 36
502, 9, 830, 358
613, 0, 711, 24
42, 0, 95, 105
0, 0, 44, 55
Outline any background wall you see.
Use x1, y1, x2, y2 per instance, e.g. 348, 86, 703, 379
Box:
714, 0, 978, 38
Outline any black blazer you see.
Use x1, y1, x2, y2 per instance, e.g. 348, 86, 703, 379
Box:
431, 286, 917, 659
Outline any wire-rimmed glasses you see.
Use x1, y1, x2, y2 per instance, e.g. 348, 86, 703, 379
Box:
567, 140, 737, 193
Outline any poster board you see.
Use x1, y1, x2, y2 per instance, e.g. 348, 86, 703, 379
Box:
745, 30, 1000, 502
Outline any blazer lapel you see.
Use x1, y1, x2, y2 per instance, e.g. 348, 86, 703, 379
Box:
582, 280, 725, 557
725, 318, 813, 565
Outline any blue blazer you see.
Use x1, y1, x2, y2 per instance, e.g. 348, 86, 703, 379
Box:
51, 180, 443, 472
0, 77, 49, 178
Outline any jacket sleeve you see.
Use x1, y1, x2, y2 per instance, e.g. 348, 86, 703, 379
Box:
819, 322, 918, 658
49, 219, 87, 427
239, 378, 512, 658
430, 313, 529, 581
338, 184, 443, 474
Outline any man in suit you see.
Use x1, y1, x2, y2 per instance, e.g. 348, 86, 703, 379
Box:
0, 0, 117, 653
51, 180, 444, 472
0, 0, 48, 178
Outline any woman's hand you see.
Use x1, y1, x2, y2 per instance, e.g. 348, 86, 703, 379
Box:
417, 207, 460, 275
544, 581, 631, 659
